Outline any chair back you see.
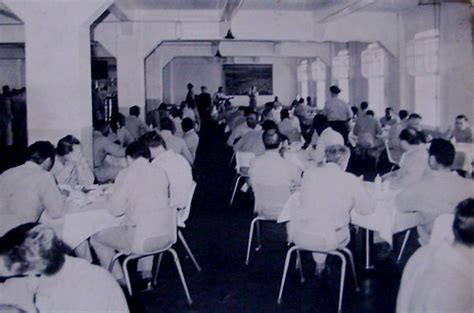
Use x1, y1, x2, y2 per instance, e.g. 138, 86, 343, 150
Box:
253, 184, 292, 220
177, 181, 197, 228
429, 213, 455, 245
132, 206, 178, 254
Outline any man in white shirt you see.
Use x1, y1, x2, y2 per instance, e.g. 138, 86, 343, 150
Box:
278, 108, 302, 144
323, 85, 352, 144
159, 117, 194, 165
125, 105, 149, 140
290, 131, 374, 275
309, 114, 348, 167
182, 117, 199, 162
140, 131, 194, 210
397, 198, 474, 313
249, 128, 302, 189
227, 111, 262, 147
0, 223, 129, 313
383, 128, 429, 188
93, 121, 126, 183
0, 142, 65, 236
396, 139, 474, 245
387, 110, 409, 163
91, 142, 170, 276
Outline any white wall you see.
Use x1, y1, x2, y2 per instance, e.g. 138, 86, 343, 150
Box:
165, 56, 299, 108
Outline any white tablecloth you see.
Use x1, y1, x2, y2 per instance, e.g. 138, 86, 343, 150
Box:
278, 183, 420, 245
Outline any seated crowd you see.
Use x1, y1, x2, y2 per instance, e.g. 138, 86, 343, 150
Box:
0, 83, 472, 312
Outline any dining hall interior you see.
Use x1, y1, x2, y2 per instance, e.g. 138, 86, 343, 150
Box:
0, 0, 473, 313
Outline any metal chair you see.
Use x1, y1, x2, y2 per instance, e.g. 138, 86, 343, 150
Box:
229, 152, 255, 206
385, 140, 401, 171
108, 209, 193, 305
277, 246, 359, 313
245, 184, 292, 265
177, 181, 202, 272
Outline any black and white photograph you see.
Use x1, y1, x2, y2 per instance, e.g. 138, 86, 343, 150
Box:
0, 0, 473, 312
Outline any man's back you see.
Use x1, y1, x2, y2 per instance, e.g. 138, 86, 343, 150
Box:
323, 97, 352, 122
397, 242, 473, 313
93, 131, 125, 167
233, 130, 265, 155
396, 171, 474, 244
0, 162, 64, 236
160, 130, 194, 164
183, 130, 200, 160
125, 115, 148, 139
249, 150, 301, 187
152, 150, 193, 209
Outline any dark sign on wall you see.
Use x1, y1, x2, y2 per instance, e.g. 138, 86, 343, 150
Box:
223, 64, 273, 95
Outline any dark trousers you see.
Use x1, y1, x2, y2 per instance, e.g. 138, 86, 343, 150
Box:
329, 120, 350, 145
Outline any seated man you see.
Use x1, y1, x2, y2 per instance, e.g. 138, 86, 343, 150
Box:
159, 117, 194, 165
140, 131, 194, 210
0, 141, 65, 236
52, 135, 94, 187
249, 128, 302, 193
227, 110, 261, 147
234, 120, 278, 156
91, 142, 170, 277
387, 109, 409, 163
93, 121, 126, 183
396, 198, 474, 313
125, 105, 149, 140
310, 114, 347, 167
396, 139, 474, 245
290, 131, 374, 275
383, 128, 429, 188
379, 107, 398, 128
444, 114, 473, 143
170, 107, 184, 138
110, 113, 134, 147
182, 117, 199, 162
0, 223, 129, 313
278, 108, 301, 144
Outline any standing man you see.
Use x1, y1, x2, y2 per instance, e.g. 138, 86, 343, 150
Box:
197, 86, 212, 123
323, 85, 352, 145
185, 83, 195, 107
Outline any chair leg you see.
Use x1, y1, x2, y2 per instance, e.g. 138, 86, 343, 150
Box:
152, 253, 163, 286
277, 246, 298, 304
108, 252, 124, 272
255, 220, 262, 251
168, 248, 193, 305
122, 257, 134, 296
342, 247, 359, 291
397, 229, 411, 264
229, 175, 242, 206
330, 251, 347, 313
245, 217, 260, 265
296, 249, 305, 283
178, 230, 202, 272
229, 152, 235, 167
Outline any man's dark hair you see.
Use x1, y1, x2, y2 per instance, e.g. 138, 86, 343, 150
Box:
56, 135, 80, 157
182, 118, 194, 133
456, 115, 468, 121
201, 86, 207, 91
160, 117, 175, 133
399, 110, 409, 120
409, 113, 422, 120
26, 141, 56, 165
399, 128, 422, 145
139, 131, 167, 150
129, 105, 140, 117
244, 107, 256, 117
262, 120, 277, 132
94, 121, 110, 134
366, 110, 375, 117
453, 198, 474, 246
126, 141, 151, 160
262, 128, 281, 150
187, 83, 193, 89
0, 223, 65, 276
360, 102, 369, 111
280, 108, 290, 120
351, 106, 358, 116
110, 113, 126, 132
429, 138, 455, 167
386, 107, 394, 113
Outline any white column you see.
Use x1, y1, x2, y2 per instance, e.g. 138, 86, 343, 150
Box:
361, 43, 387, 117
311, 58, 327, 110
407, 30, 440, 127
331, 50, 350, 103
297, 60, 309, 100
4, 0, 111, 161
